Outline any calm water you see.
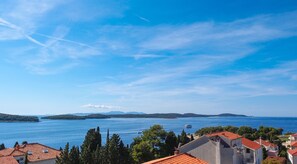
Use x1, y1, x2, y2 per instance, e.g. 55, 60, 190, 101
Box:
0, 117, 296, 149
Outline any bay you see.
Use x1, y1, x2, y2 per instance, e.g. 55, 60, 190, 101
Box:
0, 117, 296, 149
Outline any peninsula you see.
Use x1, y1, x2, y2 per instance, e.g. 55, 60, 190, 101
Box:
0, 113, 39, 122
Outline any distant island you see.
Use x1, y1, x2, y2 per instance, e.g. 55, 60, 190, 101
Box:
41, 112, 247, 120
0, 113, 39, 122
42, 114, 110, 120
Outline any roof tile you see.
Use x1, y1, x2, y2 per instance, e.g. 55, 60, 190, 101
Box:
242, 138, 261, 150
288, 149, 297, 156
207, 131, 242, 140
143, 153, 208, 164
0, 156, 19, 164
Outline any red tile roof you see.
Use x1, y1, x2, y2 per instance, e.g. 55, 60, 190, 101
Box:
255, 139, 277, 148
291, 141, 297, 147
143, 153, 208, 164
242, 138, 261, 150
0, 148, 15, 156
0, 156, 19, 164
0, 143, 60, 162
291, 133, 297, 137
207, 131, 242, 140
288, 149, 297, 156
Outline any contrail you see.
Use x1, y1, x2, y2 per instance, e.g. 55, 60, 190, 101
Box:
0, 17, 46, 47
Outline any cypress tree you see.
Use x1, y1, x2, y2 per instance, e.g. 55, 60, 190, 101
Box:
0, 143, 5, 150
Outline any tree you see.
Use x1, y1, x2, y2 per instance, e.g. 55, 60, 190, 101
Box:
108, 134, 121, 164
93, 145, 103, 164
81, 127, 102, 163
14, 141, 19, 148
118, 140, 133, 164
131, 125, 167, 162
163, 131, 178, 156
0, 143, 5, 150
180, 129, 190, 145
22, 141, 28, 145
263, 147, 268, 160
56, 143, 70, 164
132, 141, 154, 163
69, 146, 80, 164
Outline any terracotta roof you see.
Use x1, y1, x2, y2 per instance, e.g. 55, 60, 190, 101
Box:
288, 149, 297, 156
291, 141, 297, 147
291, 133, 297, 137
255, 139, 277, 148
0, 143, 60, 162
143, 153, 208, 164
207, 131, 242, 140
0, 148, 15, 156
242, 138, 261, 150
0, 156, 19, 164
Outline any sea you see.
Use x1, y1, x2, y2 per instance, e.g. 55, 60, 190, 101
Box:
0, 117, 296, 149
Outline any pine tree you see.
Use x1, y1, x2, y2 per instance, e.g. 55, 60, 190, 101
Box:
81, 145, 93, 164
69, 146, 80, 164
93, 145, 103, 164
119, 140, 132, 164
164, 131, 178, 156
180, 130, 190, 145
108, 134, 121, 164
56, 143, 70, 164
81, 127, 102, 163
104, 129, 110, 163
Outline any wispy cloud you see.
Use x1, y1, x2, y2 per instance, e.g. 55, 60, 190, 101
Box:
136, 15, 151, 23
81, 104, 124, 109
83, 11, 297, 108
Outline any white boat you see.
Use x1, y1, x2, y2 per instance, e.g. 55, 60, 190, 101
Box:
185, 124, 192, 129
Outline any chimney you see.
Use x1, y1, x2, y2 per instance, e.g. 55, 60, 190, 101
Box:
174, 150, 180, 155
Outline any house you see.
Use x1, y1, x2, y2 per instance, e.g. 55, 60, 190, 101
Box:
289, 133, 297, 142
288, 148, 297, 164
255, 139, 278, 157
178, 131, 244, 164
0, 143, 60, 164
291, 141, 297, 149
242, 138, 262, 164
143, 153, 208, 164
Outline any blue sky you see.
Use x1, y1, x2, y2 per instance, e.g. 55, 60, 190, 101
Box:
1, 0, 297, 116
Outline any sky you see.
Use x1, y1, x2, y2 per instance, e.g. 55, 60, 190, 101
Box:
0, 0, 297, 116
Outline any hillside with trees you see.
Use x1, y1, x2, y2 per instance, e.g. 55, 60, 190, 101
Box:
55, 124, 289, 163
0, 113, 39, 122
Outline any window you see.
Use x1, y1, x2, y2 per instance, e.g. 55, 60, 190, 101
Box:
246, 148, 250, 153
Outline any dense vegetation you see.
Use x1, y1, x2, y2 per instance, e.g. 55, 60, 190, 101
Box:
195, 125, 283, 141
43, 113, 246, 120
0, 113, 39, 122
56, 125, 192, 164
1, 124, 291, 163
42, 114, 110, 120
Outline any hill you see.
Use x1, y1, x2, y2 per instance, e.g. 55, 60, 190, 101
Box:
0, 113, 39, 122
42, 113, 247, 120
42, 114, 110, 120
